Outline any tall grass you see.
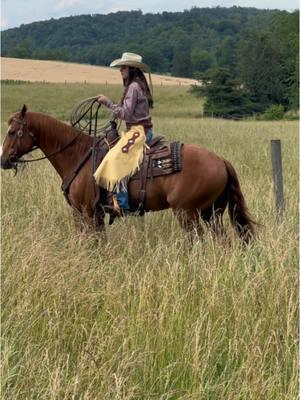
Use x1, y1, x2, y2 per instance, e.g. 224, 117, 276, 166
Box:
1, 84, 299, 399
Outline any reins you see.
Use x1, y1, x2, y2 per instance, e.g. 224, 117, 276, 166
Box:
16, 129, 85, 164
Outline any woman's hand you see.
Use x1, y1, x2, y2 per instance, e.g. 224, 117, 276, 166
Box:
97, 95, 110, 105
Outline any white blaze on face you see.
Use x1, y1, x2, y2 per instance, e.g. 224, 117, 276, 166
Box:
1, 124, 12, 156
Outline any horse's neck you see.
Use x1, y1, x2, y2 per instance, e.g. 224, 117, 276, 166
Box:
28, 112, 92, 180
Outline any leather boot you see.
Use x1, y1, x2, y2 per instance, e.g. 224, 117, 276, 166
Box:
103, 193, 121, 224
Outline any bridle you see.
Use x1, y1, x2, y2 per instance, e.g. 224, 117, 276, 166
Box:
7, 117, 36, 166
11, 117, 35, 141
9, 116, 85, 165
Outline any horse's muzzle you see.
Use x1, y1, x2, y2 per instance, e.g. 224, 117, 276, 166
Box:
1, 156, 15, 169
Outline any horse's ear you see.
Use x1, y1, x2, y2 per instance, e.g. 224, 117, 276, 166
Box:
21, 105, 27, 118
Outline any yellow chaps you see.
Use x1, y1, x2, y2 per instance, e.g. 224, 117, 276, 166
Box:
93, 125, 146, 192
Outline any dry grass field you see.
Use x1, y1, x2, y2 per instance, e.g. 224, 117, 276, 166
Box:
1, 81, 299, 399
1, 57, 197, 86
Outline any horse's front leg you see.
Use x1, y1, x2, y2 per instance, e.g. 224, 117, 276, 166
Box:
93, 204, 107, 241
72, 206, 105, 234
72, 208, 88, 232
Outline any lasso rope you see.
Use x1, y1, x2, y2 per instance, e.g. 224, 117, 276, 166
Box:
70, 96, 114, 135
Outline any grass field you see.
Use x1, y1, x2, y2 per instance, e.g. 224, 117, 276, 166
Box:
1, 82, 299, 399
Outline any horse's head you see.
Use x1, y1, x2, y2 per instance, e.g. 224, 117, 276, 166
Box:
1, 105, 36, 170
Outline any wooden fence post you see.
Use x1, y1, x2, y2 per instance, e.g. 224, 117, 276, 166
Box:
271, 140, 285, 221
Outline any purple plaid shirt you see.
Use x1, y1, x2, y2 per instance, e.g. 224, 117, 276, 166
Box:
102, 81, 152, 130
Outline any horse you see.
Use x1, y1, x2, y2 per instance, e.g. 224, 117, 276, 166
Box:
1, 105, 256, 244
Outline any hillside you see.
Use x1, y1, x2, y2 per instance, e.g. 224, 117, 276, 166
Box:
1, 7, 280, 76
0, 57, 197, 85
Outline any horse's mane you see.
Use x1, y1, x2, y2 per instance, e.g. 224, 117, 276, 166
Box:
28, 111, 92, 154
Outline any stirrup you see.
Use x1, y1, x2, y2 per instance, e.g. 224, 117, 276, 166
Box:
112, 194, 121, 213
105, 194, 121, 225
103, 205, 120, 214
103, 205, 121, 225
103, 194, 120, 214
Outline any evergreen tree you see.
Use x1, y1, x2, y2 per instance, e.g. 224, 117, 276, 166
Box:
216, 37, 238, 76
271, 11, 299, 109
191, 68, 262, 118
237, 11, 299, 111
171, 30, 192, 77
238, 31, 287, 108
191, 49, 214, 72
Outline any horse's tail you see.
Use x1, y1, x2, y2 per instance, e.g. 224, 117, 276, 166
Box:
224, 159, 256, 245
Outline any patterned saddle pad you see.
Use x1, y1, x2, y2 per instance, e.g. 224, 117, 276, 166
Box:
131, 137, 183, 180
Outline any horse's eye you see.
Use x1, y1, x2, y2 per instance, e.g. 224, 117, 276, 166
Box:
8, 130, 15, 136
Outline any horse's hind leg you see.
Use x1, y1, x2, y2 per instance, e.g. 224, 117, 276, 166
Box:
173, 208, 203, 242
201, 207, 225, 238
200, 192, 228, 241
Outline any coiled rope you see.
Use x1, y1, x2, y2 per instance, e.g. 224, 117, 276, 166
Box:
70, 96, 116, 135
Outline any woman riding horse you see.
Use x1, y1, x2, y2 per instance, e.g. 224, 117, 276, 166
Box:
95, 52, 154, 214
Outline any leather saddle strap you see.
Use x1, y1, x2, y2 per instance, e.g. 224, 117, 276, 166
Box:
61, 147, 92, 203
138, 153, 150, 212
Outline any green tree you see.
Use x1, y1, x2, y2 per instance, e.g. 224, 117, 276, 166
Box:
171, 30, 192, 77
271, 11, 299, 109
33, 48, 69, 61
191, 68, 261, 118
191, 49, 214, 72
8, 38, 33, 59
216, 37, 238, 76
238, 10, 299, 111
238, 31, 286, 107
142, 48, 168, 73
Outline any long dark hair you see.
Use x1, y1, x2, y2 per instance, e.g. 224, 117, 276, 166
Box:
122, 67, 153, 108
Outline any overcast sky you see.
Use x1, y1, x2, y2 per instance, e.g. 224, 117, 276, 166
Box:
1, 0, 299, 30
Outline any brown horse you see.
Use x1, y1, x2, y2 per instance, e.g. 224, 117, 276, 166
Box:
1, 106, 255, 244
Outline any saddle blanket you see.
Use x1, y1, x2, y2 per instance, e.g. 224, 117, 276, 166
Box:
131, 140, 183, 180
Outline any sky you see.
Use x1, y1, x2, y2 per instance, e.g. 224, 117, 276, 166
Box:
1, 0, 299, 30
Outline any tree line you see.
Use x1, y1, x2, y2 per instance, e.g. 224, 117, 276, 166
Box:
2, 7, 299, 117
190, 11, 299, 117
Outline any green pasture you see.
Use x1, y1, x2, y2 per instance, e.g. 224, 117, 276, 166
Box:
1, 83, 299, 399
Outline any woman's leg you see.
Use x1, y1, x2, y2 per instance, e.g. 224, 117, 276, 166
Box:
116, 190, 130, 210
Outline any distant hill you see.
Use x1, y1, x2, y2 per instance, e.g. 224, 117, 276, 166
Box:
1, 7, 281, 77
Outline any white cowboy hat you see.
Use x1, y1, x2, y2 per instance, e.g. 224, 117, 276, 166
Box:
110, 52, 150, 72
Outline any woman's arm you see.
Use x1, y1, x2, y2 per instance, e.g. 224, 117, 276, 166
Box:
98, 82, 139, 121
